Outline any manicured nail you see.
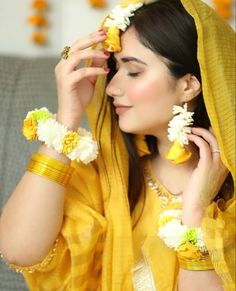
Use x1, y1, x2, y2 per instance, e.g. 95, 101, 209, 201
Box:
104, 51, 110, 57
98, 28, 106, 34
104, 67, 110, 73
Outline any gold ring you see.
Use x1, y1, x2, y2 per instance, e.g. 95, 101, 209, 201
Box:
61, 46, 71, 60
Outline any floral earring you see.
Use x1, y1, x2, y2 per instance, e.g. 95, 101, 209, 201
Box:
165, 102, 194, 164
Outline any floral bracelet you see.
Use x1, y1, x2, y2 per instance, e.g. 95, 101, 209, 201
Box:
22, 107, 98, 164
157, 209, 208, 261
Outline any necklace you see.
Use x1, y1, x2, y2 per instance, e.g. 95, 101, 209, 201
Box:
144, 161, 182, 209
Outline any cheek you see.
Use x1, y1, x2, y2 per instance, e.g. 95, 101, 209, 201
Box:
127, 75, 166, 105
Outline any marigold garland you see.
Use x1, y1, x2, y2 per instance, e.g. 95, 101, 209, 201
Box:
88, 0, 107, 9
27, 0, 49, 45
212, 0, 233, 19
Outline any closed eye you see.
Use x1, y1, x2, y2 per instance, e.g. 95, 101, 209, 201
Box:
128, 72, 141, 77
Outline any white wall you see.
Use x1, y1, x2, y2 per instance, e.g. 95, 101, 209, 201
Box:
0, 0, 62, 57
0, 0, 235, 57
61, 0, 118, 47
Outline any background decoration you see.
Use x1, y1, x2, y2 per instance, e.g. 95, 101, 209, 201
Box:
27, 0, 49, 45
88, 0, 107, 9
212, 0, 233, 19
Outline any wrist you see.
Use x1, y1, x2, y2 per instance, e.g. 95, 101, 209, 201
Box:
56, 113, 81, 131
182, 207, 205, 227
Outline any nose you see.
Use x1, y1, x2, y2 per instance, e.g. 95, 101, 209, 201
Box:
105, 79, 123, 99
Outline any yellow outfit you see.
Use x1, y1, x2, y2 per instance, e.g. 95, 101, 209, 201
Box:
1, 0, 235, 290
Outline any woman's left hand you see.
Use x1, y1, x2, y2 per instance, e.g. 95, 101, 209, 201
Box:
182, 127, 228, 225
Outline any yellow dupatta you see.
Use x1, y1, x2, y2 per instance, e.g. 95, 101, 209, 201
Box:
86, 0, 235, 289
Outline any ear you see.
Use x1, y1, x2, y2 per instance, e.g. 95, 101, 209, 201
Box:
180, 73, 202, 102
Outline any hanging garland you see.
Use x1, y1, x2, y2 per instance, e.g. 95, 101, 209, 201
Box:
86, 0, 233, 17
27, 0, 49, 45
26, 0, 232, 47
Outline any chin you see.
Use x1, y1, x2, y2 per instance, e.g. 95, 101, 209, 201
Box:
118, 122, 148, 135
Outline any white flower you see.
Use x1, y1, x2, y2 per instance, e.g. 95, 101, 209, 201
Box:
37, 118, 67, 152
167, 103, 194, 146
104, 3, 143, 31
196, 229, 208, 252
68, 137, 99, 164
158, 219, 187, 249
77, 127, 93, 137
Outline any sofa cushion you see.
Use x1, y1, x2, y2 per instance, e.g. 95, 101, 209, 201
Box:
0, 55, 59, 290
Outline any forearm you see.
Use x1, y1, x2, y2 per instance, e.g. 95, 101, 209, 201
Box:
0, 144, 69, 266
178, 207, 223, 290
178, 269, 223, 291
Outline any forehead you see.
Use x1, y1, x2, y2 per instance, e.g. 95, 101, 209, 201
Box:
114, 27, 151, 59
114, 27, 165, 66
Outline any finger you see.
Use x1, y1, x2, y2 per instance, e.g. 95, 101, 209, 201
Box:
88, 58, 108, 84
191, 127, 219, 152
187, 133, 212, 164
70, 67, 110, 84
91, 51, 110, 67
71, 30, 107, 52
62, 50, 110, 73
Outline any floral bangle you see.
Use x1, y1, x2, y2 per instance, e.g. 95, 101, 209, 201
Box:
157, 209, 208, 261
22, 107, 98, 164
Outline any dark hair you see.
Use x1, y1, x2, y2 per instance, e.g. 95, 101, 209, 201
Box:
99, 0, 233, 225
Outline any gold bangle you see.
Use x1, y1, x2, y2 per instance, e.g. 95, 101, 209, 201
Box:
27, 153, 74, 186
177, 252, 214, 271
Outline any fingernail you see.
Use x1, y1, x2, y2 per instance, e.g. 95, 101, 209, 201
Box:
98, 28, 106, 34
104, 67, 110, 73
104, 51, 110, 57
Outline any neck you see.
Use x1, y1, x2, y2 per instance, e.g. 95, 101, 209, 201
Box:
152, 131, 199, 171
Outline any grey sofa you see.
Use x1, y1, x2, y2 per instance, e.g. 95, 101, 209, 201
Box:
0, 55, 59, 291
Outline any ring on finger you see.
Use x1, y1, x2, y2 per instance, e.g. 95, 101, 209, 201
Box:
211, 149, 220, 154
61, 46, 71, 60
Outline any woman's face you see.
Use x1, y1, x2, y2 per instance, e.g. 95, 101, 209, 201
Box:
105, 27, 186, 137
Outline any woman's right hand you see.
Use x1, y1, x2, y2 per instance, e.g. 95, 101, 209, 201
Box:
55, 29, 110, 130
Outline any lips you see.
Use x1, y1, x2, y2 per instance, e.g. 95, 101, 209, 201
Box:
113, 104, 132, 115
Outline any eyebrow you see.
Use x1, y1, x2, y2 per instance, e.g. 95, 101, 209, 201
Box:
113, 55, 147, 66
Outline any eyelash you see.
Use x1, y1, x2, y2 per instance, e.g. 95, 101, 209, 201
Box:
128, 72, 141, 78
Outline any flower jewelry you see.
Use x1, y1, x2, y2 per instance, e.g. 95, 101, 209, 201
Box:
22, 107, 98, 164
102, 2, 143, 52
157, 209, 208, 260
166, 103, 194, 164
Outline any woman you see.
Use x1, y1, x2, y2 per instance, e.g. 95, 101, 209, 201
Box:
0, 0, 235, 290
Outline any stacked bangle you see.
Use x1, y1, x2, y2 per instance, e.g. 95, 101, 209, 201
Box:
22, 107, 98, 164
27, 153, 74, 186
157, 209, 213, 270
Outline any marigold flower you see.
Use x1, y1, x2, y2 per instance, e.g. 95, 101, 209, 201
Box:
89, 0, 106, 8
27, 15, 48, 27
102, 27, 121, 52
178, 242, 202, 260
32, 0, 48, 10
22, 116, 38, 141
31, 32, 47, 44
212, 0, 232, 19
62, 132, 80, 155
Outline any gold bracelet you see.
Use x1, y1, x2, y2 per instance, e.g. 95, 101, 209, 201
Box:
177, 252, 214, 271
27, 153, 74, 186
